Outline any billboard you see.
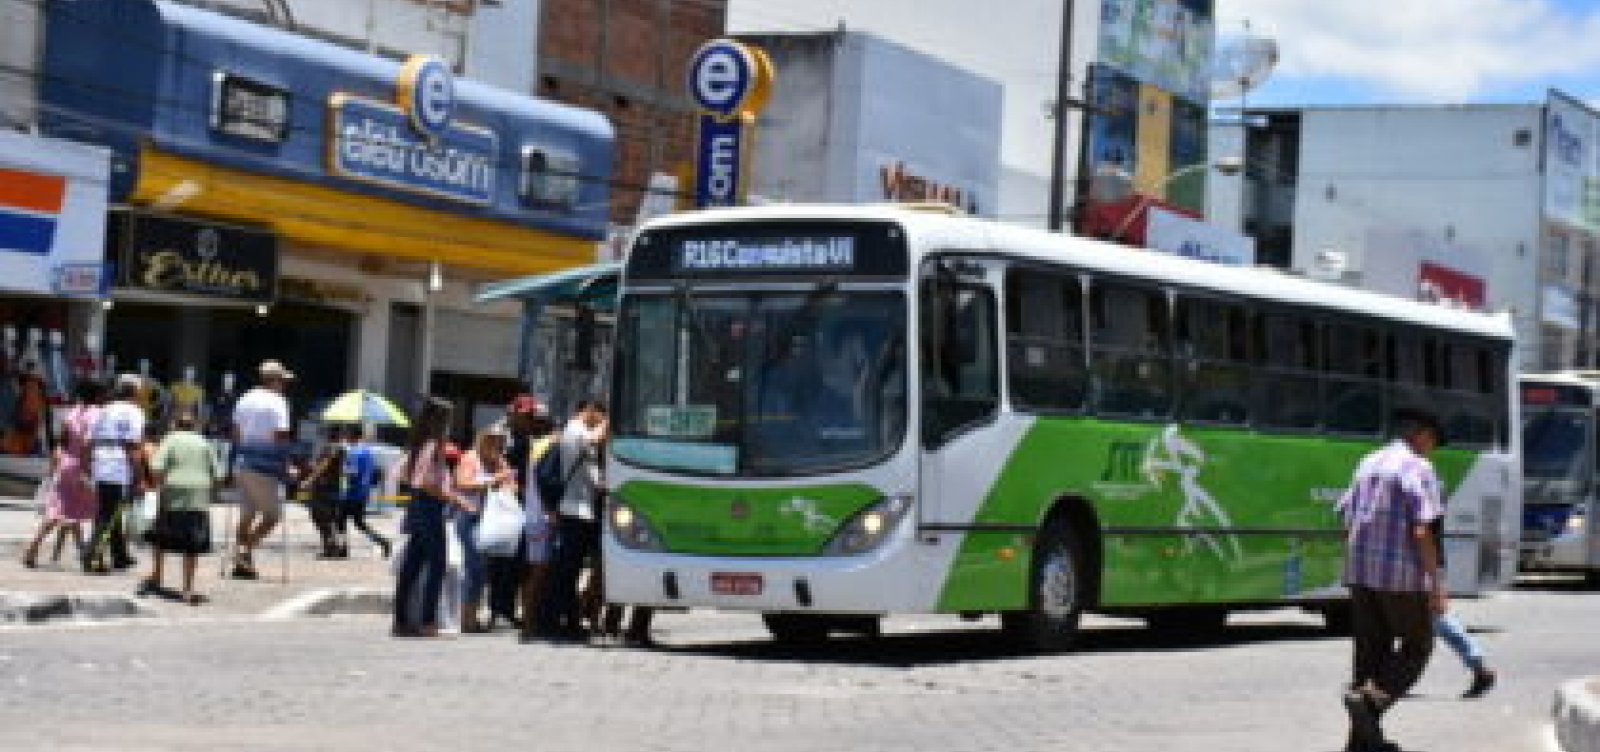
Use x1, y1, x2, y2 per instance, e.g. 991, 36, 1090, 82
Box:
1086, 65, 1138, 175
1098, 0, 1214, 104
1133, 84, 1173, 199
1544, 91, 1600, 232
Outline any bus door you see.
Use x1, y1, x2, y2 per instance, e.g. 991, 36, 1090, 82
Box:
916, 262, 1009, 527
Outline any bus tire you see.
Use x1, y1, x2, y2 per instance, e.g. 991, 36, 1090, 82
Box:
1001, 517, 1087, 652
762, 613, 833, 644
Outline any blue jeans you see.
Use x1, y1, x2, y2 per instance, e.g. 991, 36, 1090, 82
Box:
454, 509, 488, 605
1434, 612, 1485, 671
393, 493, 447, 631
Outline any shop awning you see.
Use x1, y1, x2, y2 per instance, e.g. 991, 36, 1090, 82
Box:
476, 262, 621, 308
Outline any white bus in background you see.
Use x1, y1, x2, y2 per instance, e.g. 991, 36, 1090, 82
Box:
1520, 373, 1600, 586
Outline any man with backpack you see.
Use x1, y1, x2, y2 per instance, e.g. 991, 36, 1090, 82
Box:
531, 399, 606, 642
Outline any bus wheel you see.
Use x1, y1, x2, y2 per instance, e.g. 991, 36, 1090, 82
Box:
762, 613, 834, 644
1001, 518, 1087, 652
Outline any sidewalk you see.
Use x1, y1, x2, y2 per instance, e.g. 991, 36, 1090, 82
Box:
0, 496, 397, 622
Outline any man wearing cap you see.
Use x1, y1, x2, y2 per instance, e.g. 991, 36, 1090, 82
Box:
229, 360, 296, 579
1335, 408, 1448, 752
83, 373, 147, 572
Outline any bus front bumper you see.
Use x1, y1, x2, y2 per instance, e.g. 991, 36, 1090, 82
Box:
1520, 530, 1590, 571
602, 540, 942, 614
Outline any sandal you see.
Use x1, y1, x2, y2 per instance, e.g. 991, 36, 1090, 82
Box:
136, 579, 162, 597
185, 593, 208, 607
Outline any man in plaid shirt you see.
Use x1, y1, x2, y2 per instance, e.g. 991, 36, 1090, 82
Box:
1335, 409, 1447, 752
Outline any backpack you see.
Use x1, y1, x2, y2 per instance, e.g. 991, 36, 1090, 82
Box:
533, 436, 578, 508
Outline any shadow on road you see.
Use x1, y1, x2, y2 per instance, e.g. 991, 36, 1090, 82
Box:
659, 620, 1337, 668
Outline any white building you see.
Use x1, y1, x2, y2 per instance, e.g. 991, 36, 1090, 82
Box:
737, 31, 1003, 217
1209, 98, 1599, 370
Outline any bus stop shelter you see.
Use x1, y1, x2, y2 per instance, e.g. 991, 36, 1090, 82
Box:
475, 262, 620, 419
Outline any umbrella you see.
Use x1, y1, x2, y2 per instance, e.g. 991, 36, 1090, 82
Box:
319, 389, 411, 427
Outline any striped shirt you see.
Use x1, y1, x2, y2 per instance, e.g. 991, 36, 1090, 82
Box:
1337, 440, 1444, 592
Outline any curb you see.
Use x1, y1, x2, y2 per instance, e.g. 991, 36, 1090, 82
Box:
0, 592, 157, 624
260, 587, 391, 620
1555, 677, 1600, 752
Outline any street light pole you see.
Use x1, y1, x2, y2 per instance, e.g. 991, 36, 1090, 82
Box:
1047, 0, 1076, 232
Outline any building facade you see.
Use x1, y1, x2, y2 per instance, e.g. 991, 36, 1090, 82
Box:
537, 0, 728, 226
31, 0, 613, 446
736, 31, 1002, 216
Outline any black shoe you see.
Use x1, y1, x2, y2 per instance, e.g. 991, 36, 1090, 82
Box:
112, 558, 137, 571
1343, 690, 1384, 751
377, 539, 392, 559
231, 564, 259, 580
1463, 668, 1496, 699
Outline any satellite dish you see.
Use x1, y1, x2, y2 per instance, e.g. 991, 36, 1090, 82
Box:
1210, 32, 1279, 100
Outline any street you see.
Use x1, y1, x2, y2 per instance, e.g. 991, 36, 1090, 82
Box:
1, 578, 1592, 752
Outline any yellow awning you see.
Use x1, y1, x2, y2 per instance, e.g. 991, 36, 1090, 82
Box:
130, 146, 598, 276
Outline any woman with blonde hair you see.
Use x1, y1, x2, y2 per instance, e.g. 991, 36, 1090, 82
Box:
453, 424, 515, 633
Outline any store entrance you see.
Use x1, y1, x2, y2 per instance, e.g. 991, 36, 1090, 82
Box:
106, 301, 355, 426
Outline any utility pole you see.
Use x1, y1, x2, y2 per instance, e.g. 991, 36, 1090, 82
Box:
1046, 0, 1076, 232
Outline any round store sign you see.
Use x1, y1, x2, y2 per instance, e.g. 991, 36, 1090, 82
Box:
688, 39, 772, 118
398, 55, 455, 139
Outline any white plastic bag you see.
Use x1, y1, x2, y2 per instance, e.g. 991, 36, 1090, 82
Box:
474, 488, 526, 556
124, 489, 158, 539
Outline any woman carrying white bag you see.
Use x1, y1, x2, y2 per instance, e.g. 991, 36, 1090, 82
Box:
452, 426, 517, 633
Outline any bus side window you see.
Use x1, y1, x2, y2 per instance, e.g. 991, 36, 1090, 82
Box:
922, 280, 999, 448
1257, 313, 1320, 430
1324, 322, 1383, 435
1175, 296, 1252, 425
1089, 281, 1171, 419
1005, 270, 1086, 411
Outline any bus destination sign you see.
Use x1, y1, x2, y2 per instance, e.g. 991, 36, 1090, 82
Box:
678, 236, 855, 273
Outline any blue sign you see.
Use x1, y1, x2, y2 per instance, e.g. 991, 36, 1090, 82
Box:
328, 95, 498, 205
688, 40, 757, 117
399, 55, 454, 140
693, 114, 745, 208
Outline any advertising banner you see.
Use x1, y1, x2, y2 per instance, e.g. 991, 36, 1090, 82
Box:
1146, 205, 1254, 265
1098, 0, 1214, 103
0, 130, 109, 297
1544, 92, 1600, 232
1167, 97, 1207, 213
1133, 84, 1173, 198
1086, 64, 1139, 175
1417, 261, 1486, 311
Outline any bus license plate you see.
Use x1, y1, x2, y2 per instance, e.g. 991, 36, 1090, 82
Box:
710, 572, 763, 596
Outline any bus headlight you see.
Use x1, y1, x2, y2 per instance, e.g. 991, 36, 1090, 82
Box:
610, 500, 666, 552
1569, 512, 1587, 533
822, 494, 913, 556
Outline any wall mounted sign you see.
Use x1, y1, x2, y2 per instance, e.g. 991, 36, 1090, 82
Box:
688, 39, 774, 209
210, 72, 289, 144
111, 211, 277, 303
326, 55, 498, 205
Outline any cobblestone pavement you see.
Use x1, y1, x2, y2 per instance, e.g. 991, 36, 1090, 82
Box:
1, 579, 1595, 752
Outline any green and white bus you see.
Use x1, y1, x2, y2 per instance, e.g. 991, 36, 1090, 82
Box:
603, 204, 1519, 649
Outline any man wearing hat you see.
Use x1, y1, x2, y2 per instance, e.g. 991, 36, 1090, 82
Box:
1335, 408, 1448, 752
229, 360, 296, 579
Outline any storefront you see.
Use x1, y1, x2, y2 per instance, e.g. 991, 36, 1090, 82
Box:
0, 129, 111, 482
39, 0, 614, 436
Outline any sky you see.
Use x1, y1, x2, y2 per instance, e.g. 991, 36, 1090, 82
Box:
728, 0, 1600, 159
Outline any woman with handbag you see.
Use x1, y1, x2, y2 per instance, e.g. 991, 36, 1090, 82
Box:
141, 411, 223, 605
452, 425, 514, 633
21, 379, 104, 569
392, 397, 478, 638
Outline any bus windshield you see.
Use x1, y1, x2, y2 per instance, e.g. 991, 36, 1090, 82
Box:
613, 289, 907, 476
1522, 408, 1592, 482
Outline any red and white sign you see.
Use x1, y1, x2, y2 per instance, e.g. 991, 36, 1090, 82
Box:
1417, 262, 1485, 311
